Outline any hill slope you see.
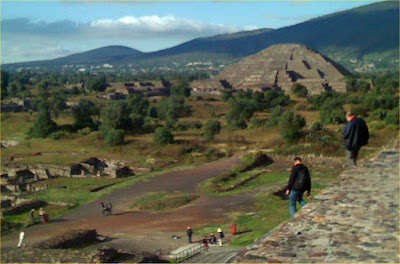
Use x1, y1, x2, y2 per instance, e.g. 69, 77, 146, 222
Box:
2, 1, 399, 73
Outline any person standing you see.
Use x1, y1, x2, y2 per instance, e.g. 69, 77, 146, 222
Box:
217, 228, 224, 247
106, 201, 112, 215
29, 209, 36, 224
285, 157, 311, 218
17, 231, 25, 248
186, 227, 193, 243
101, 202, 105, 216
38, 208, 45, 223
343, 112, 369, 166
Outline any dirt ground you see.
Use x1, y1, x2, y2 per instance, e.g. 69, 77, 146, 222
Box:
1, 153, 256, 255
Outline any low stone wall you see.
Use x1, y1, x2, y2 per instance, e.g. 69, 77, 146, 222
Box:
2, 200, 47, 216
36, 229, 98, 249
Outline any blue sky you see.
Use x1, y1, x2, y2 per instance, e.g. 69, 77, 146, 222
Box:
1, 1, 376, 64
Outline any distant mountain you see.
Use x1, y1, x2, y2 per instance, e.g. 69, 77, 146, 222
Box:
5, 45, 143, 67
146, 1, 398, 70
3, 1, 399, 73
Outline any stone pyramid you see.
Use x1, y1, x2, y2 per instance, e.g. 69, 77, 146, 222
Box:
190, 43, 349, 96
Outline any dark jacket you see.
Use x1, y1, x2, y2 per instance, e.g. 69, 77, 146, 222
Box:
187, 229, 193, 236
344, 117, 369, 150
219, 232, 224, 239
287, 164, 311, 193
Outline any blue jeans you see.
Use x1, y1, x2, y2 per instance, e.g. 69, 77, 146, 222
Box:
289, 191, 307, 218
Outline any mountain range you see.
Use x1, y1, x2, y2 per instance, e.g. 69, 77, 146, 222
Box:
2, 1, 399, 73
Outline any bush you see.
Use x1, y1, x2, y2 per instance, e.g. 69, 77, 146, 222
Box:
175, 121, 202, 131
248, 117, 266, 128
291, 83, 308, 97
225, 98, 257, 128
77, 127, 93, 136
266, 107, 283, 127
203, 120, 221, 140
153, 127, 174, 146
368, 109, 387, 121
278, 111, 306, 144
49, 130, 70, 140
27, 108, 57, 138
221, 90, 233, 102
385, 108, 399, 125
308, 121, 325, 131
105, 129, 125, 146
350, 104, 369, 118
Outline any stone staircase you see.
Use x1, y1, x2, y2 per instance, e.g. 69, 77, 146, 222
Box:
182, 245, 244, 263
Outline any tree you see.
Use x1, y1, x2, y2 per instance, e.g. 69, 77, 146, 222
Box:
7, 81, 25, 97
203, 119, 221, 140
1, 70, 9, 99
221, 90, 233, 102
72, 98, 99, 129
105, 129, 125, 146
291, 83, 308, 97
266, 106, 283, 127
319, 100, 346, 124
86, 75, 108, 92
27, 103, 57, 138
278, 111, 306, 144
153, 127, 174, 146
158, 96, 191, 122
170, 81, 191, 97
225, 98, 257, 128
126, 94, 149, 116
49, 91, 67, 117
100, 101, 132, 131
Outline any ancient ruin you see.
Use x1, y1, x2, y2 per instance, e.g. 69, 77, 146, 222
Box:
190, 43, 350, 96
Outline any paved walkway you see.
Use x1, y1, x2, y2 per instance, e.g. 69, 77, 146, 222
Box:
234, 147, 399, 263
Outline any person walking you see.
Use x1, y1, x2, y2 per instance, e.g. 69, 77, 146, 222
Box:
186, 227, 193, 243
217, 228, 224, 247
285, 157, 311, 218
343, 112, 369, 166
17, 231, 25, 248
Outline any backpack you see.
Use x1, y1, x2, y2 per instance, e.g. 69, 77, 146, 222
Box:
358, 118, 369, 147
293, 168, 310, 192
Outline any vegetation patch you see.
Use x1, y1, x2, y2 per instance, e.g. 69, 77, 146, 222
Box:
131, 191, 199, 211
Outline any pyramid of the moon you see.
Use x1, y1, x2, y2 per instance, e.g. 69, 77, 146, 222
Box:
190, 43, 349, 96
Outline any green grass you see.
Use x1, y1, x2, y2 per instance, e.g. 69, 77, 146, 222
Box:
199, 171, 287, 196
3, 204, 72, 225
130, 191, 200, 211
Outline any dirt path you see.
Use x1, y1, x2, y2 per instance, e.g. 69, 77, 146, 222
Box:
1, 153, 255, 254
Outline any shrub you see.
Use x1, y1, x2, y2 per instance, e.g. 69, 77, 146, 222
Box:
49, 130, 70, 140
203, 120, 221, 140
105, 129, 125, 146
266, 107, 283, 127
291, 83, 308, 97
350, 104, 369, 118
176, 121, 203, 131
248, 117, 266, 128
368, 109, 387, 121
77, 127, 93, 136
225, 98, 257, 128
153, 127, 174, 146
27, 108, 57, 138
221, 90, 233, 102
385, 108, 399, 125
278, 111, 306, 144
308, 121, 325, 131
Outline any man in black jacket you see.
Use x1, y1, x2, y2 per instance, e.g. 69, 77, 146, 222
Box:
285, 157, 311, 218
343, 112, 369, 166
186, 227, 193, 243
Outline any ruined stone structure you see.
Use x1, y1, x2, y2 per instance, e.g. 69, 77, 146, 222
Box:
190, 44, 349, 96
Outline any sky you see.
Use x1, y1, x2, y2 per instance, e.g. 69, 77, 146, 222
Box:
1, 1, 377, 64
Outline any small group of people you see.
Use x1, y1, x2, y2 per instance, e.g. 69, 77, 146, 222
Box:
29, 208, 47, 224
286, 112, 369, 217
186, 227, 225, 247
101, 201, 112, 215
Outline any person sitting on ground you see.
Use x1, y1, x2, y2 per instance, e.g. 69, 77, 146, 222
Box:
209, 233, 217, 244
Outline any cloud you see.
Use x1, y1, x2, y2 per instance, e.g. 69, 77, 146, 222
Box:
1, 15, 259, 63
2, 15, 258, 38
